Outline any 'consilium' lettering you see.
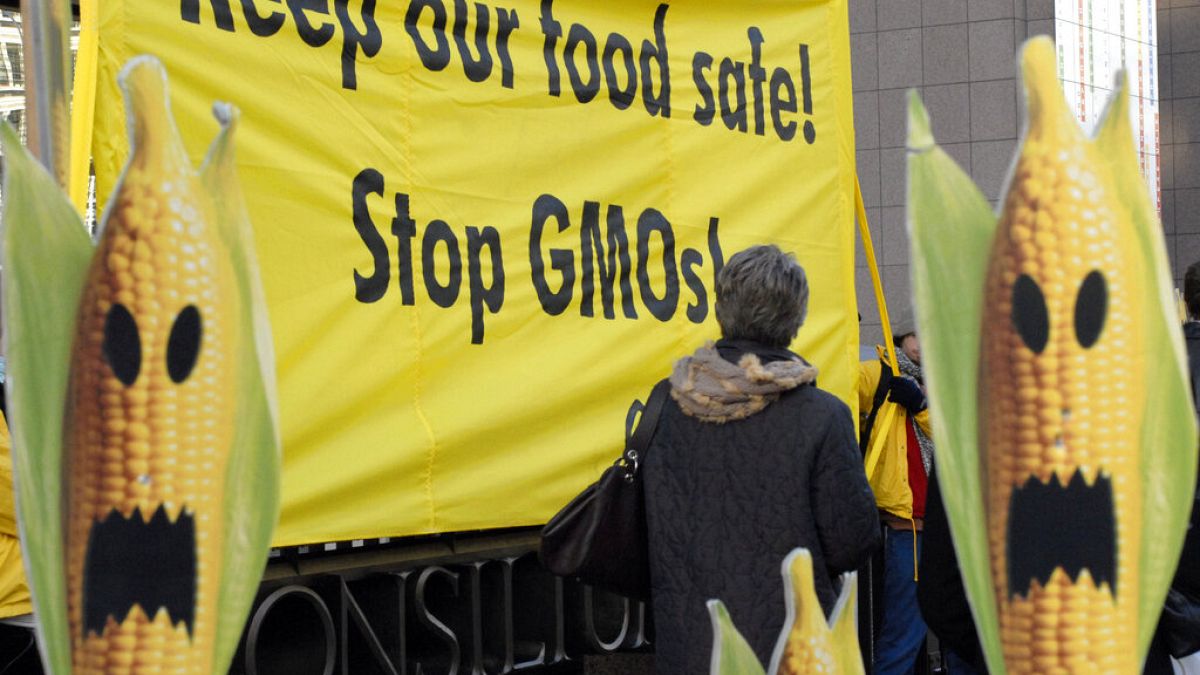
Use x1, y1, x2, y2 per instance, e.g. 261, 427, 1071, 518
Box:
416, 567, 463, 675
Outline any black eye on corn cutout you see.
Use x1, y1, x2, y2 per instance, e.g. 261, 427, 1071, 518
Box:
1012, 274, 1050, 354
1011, 270, 1108, 353
103, 304, 142, 386
104, 304, 203, 386
1074, 270, 1107, 349
166, 305, 202, 383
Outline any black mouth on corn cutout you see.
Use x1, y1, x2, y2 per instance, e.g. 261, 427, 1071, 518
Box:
82, 505, 196, 637
1006, 468, 1116, 599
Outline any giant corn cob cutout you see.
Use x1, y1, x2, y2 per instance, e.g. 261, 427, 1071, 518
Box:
0, 55, 280, 675
708, 548, 863, 675
908, 36, 1198, 674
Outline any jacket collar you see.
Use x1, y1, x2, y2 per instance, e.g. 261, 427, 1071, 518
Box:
714, 338, 804, 366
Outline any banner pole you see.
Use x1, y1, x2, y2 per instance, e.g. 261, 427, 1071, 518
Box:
854, 176, 899, 375
67, 0, 97, 213
855, 176, 902, 479
19, 0, 73, 189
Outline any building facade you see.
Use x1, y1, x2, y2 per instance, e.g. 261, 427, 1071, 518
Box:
853, 0, 1194, 345
1162, 0, 1200, 292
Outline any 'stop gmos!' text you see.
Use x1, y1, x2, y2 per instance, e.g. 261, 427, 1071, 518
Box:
350, 170, 727, 345
180, 0, 820, 143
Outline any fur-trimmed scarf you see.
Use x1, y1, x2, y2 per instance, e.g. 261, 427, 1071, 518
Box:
669, 342, 818, 423
896, 349, 934, 475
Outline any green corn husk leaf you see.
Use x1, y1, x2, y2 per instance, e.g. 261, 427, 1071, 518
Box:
905, 91, 1005, 674
708, 600, 767, 675
1094, 74, 1199, 656
200, 102, 282, 672
0, 122, 93, 675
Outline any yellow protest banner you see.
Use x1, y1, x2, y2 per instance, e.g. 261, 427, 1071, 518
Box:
90, 0, 859, 546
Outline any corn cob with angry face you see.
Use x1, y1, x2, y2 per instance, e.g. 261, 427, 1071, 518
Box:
979, 38, 1141, 673
769, 550, 861, 675
64, 58, 237, 674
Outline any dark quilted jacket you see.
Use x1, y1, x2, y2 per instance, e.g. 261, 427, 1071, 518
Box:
644, 340, 880, 674
1155, 322, 1200, 662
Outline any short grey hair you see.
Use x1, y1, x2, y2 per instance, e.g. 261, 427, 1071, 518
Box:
714, 245, 809, 348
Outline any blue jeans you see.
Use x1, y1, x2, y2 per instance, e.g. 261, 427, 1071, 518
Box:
875, 528, 926, 675
943, 649, 981, 675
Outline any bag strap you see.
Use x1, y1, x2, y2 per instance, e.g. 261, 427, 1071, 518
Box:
860, 359, 893, 456
623, 379, 672, 473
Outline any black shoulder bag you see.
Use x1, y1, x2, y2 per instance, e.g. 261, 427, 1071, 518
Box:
538, 379, 671, 600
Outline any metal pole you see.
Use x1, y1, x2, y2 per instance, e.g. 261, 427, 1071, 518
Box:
18, 0, 72, 188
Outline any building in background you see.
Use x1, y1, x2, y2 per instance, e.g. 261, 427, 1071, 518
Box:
0, 10, 27, 143
0, 8, 82, 215
0, 8, 82, 147
1055, 0, 1160, 203
853, 0, 1192, 346
1160, 0, 1199, 285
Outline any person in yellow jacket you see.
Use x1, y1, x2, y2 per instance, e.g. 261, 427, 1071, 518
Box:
857, 315, 934, 675
0, 371, 37, 671
0, 417, 31, 620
